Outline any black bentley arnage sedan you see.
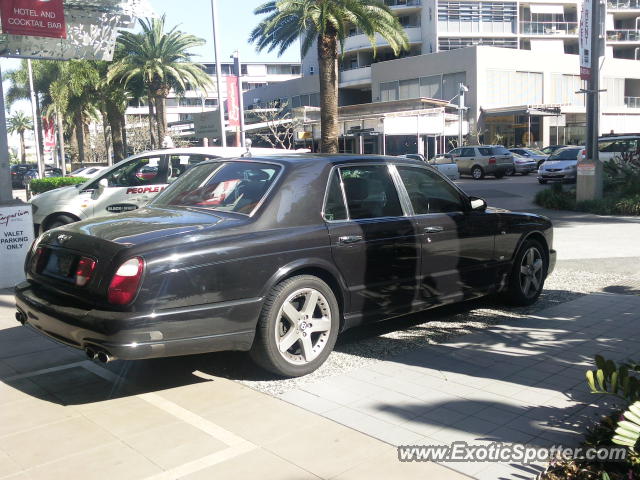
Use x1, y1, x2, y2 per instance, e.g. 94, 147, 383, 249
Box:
15, 155, 555, 377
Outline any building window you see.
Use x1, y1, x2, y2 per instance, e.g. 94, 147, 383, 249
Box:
485, 70, 543, 106
550, 74, 586, 106
420, 75, 443, 99
380, 81, 399, 102
438, 37, 518, 50
398, 78, 420, 100
438, 1, 517, 34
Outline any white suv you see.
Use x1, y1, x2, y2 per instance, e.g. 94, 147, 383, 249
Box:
31, 147, 300, 233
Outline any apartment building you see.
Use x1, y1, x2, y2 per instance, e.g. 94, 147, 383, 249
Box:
125, 61, 301, 132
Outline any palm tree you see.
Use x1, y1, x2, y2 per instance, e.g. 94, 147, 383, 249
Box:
7, 111, 33, 162
108, 15, 212, 148
250, 0, 408, 153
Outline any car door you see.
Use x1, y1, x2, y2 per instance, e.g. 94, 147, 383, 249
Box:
456, 147, 477, 174
323, 164, 421, 322
394, 165, 499, 304
87, 154, 168, 217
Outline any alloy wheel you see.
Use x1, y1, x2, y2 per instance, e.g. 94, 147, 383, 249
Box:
519, 247, 544, 298
275, 288, 332, 365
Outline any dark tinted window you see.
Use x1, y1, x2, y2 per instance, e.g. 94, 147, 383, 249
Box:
549, 148, 582, 160
102, 156, 164, 187
491, 146, 511, 155
478, 147, 492, 156
398, 166, 465, 214
324, 170, 347, 221
339, 165, 403, 219
153, 161, 280, 215
460, 148, 475, 157
167, 154, 217, 184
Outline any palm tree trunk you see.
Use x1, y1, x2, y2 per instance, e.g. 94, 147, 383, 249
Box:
147, 92, 156, 149
155, 94, 167, 146
317, 31, 339, 154
74, 110, 85, 165
19, 132, 26, 162
106, 101, 125, 164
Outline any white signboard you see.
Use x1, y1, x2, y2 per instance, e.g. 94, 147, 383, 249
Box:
0, 204, 34, 289
193, 110, 222, 139
579, 0, 592, 80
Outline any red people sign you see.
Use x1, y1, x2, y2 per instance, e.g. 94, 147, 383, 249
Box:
1, 0, 67, 39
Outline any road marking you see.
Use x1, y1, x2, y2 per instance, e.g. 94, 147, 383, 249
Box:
3, 360, 88, 382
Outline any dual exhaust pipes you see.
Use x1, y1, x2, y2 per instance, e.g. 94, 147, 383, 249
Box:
85, 346, 113, 363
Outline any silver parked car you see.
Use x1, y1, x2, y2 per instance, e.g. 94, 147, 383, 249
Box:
402, 153, 460, 181
538, 146, 585, 184
509, 152, 538, 175
509, 148, 548, 168
447, 145, 514, 180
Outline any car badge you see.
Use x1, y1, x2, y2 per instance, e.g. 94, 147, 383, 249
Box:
56, 234, 72, 245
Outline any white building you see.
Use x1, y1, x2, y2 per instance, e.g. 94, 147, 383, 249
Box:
125, 61, 301, 135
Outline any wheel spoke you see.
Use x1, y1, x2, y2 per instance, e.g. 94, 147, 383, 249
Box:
279, 328, 299, 353
300, 334, 316, 362
309, 316, 331, 333
522, 277, 531, 295
526, 248, 535, 265
301, 290, 319, 318
531, 275, 540, 290
520, 265, 529, 275
533, 258, 543, 272
282, 302, 300, 323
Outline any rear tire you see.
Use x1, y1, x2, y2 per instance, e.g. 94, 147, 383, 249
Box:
250, 275, 339, 377
522, 171, 530, 176
503, 239, 548, 306
44, 214, 76, 231
471, 166, 484, 180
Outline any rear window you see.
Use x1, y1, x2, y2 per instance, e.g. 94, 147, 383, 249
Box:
152, 161, 281, 215
490, 147, 511, 155
550, 148, 581, 160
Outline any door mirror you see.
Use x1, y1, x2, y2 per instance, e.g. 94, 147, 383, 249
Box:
469, 196, 487, 211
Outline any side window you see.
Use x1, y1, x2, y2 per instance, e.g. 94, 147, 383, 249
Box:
478, 147, 492, 156
397, 166, 466, 214
339, 165, 403, 219
167, 155, 212, 184
103, 156, 164, 187
449, 148, 461, 157
460, 147, 476, 157
323, 170, 347, 221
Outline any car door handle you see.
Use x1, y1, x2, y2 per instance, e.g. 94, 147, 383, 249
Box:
338, 235, 363, 245
424, 226, 444, 233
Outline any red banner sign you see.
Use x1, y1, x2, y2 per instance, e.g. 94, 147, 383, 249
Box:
42, 117, 56, 152
1, 0, 67, 39
226, 75, 240, 128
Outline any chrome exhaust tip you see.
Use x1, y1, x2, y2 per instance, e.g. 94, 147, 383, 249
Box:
85, 347, 97, 360
96, 351, 112, 363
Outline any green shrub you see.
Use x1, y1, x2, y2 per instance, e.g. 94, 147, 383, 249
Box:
534, 184, 576, 210
30, 177, 88, 194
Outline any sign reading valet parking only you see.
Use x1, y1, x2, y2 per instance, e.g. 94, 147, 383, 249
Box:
1, 0, 67, 39
0, 205, 34, 289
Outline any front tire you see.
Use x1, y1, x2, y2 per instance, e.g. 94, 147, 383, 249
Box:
250, 275, 339, 377
44, 214, 76, 231
504, 239, 548, 306
471, 166, 485, 180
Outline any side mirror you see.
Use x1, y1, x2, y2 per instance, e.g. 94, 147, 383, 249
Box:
469, 196, 487, 211
96, 178, 108, 195
444, 154, 453, 160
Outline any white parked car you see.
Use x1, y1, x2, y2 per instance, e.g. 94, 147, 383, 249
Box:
402, 153, 460, 181
30, 147, 304, 232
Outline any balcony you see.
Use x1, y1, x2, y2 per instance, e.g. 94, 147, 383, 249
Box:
608, 0, 640, 9
339, 66, 373, 88
520, 21, 578, 35
384, 0, 421, 10
607, 29, 640, 41
345, 26, 422, 52
625, 96, 640, 107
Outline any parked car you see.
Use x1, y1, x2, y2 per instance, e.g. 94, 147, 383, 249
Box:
401, 153, 460, 180
68, 166, 107, 178
10, 163, 36, 188
29, 146, 304, 233
509, 147, 548, 168
540, 145, 567, 156
447, 145, 514, 179
538, 146, 585, 184
597, 134, 640, 162
509, 152, 538, 175
22, 166, 63, 187
16, 154, 556, 377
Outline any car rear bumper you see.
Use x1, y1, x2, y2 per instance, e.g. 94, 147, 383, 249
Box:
14, 282, 259, 361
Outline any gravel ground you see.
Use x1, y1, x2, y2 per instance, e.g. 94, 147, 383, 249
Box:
235, 265, 632, 396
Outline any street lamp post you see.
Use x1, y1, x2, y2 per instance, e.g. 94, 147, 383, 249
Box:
210, 0, 227, 147
231, 51, 246, 148
457, 83, 469, 148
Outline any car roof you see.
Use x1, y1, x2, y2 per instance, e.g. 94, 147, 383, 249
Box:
197, 153, 427, 168
125, 146, 310, 160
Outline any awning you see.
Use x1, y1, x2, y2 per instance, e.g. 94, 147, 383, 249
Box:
481, 104, 564, 117
529, 4, 565, 14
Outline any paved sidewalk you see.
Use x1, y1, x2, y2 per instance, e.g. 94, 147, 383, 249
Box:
0, 290, 465, 480
279, 293, 640, 479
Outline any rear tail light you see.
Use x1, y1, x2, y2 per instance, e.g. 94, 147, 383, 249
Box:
108, 257, 144, 305
581, 149, 587, 160
32, 247, 46, 273
75, 257, 96, 287
489, 157, 496, 165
